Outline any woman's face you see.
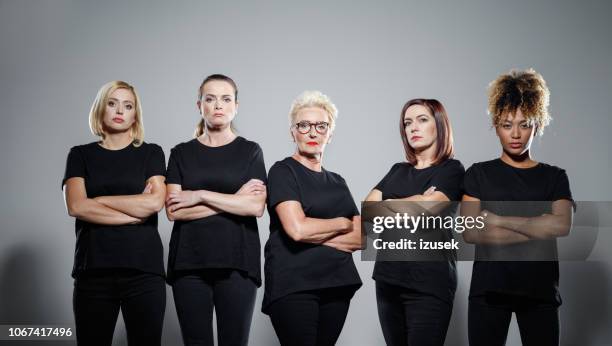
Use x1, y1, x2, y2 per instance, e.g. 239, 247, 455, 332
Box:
198, 80, 237, 130
495, 109, 536, 156
403, 104, 437, 152
291, 107, 332, 157
102, 88, 137, 134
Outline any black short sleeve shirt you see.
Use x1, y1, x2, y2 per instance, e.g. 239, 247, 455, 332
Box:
372, 159, 465, 303
62, 142, 166, 277
463, 158, 573, 304
262, 157, 362, 313
165, 137, 267, 286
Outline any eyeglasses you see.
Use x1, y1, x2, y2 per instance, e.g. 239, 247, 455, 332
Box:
293, 121, 330, 134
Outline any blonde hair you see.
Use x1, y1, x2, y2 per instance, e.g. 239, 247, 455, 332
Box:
289, 90, 338, 131
488, 68, 551, 136
89, 80, 144, 146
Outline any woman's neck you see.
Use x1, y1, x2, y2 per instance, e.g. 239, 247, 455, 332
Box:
100, 132, 133, 150
292, 152, 323, 172
198, 126, 236, 147
414, 144, 437, 169
500, 150, 538, 168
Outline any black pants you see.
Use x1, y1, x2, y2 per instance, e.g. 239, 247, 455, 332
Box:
468, 294, 559, 346
172, 269, 257, 346
375, 281, 452, 346
73, 269, 166, 346
268, 286, 355, 346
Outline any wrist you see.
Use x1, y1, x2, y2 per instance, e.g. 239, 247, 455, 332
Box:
197, 190, 208, 204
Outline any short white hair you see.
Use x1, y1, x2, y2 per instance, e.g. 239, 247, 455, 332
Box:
289, 90, 338, 130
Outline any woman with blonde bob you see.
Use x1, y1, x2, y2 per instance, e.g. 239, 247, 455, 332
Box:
62, 81, 167, 346
263, 91, 362, 346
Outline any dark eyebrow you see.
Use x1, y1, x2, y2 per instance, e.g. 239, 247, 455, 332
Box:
404, 113, 429, 120
204, 94, 233, 98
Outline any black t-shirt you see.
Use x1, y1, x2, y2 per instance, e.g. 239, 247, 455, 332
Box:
165, 136, 266, 286
463, 158, 573, 304
262, 157, 363, 313
62, 142, 166, 278
372, 159, 465, 304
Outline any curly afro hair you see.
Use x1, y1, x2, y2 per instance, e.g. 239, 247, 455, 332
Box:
488, 68, 551, 136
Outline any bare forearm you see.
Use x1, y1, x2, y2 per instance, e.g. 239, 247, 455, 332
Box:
496, 214, 571, 239
96, 194, 164, 219
167, 205, 219, 221
464, 225, 530, 245
324, 228, 364, 251
198, 190, 265, 217
70, 199, 141, 225
393, 195, 450, 215
287, 217, 351, 244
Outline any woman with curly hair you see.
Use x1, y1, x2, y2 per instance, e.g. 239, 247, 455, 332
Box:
461, 69, 574, 346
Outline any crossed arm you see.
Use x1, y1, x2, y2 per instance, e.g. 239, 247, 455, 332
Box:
275, 201, 363, 253
460, 195, 574, 245
165, 179, 267, 221
363, 187, 452, 220
63, 175, 166, 225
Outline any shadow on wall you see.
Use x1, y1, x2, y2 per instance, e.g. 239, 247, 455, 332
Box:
0, 243, 76, 346
561, 261, 611, 346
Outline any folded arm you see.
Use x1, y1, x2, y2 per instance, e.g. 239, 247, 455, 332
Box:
63, 177, 143, 225
94, 175, 166, 219
460, 195, 530, 245
165, 184, 220, 221
276, 200, 352, 244
488, 199, 574, 240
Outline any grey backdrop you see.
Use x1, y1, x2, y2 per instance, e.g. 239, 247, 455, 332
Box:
1, 0, 611, 345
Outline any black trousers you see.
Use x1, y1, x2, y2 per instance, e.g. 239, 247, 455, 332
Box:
172, 269, 257, 346
375, 281, 452, 346
468, 294, 560, 346
268, 286, 355, 346
73, 269, 166, 346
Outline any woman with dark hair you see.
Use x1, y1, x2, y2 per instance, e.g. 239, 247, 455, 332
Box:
62, 81, 167, 346
165, 74, 267, 346
263, 90, 362, 346
461, 68, 574, 346
365, 98, 464, 346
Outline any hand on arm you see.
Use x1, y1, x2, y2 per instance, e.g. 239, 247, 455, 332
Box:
94, 175, 167, 219
276, 200, 352, 244
166, 179, 266, 220
483, 199, 574, 240
199, 179, 267, 217
63, 177, 144, 225
323, 215, 364, 253
165, 184, 220, 221
460, 195, 530, 245
388, 186, 453, 215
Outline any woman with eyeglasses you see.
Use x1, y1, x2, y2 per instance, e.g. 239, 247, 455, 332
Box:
62, 81, 166, 346
164, 74, 267, 346
263, 91, 363, 346
364, 98, 464, 346
461, 69, 574, 346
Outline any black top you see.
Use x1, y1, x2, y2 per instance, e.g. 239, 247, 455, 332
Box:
165, 136, 266, 286
62, 142, 166, 278
262, 157, 363, 313
372, 159, 465, 304
463, 158, 573, 304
